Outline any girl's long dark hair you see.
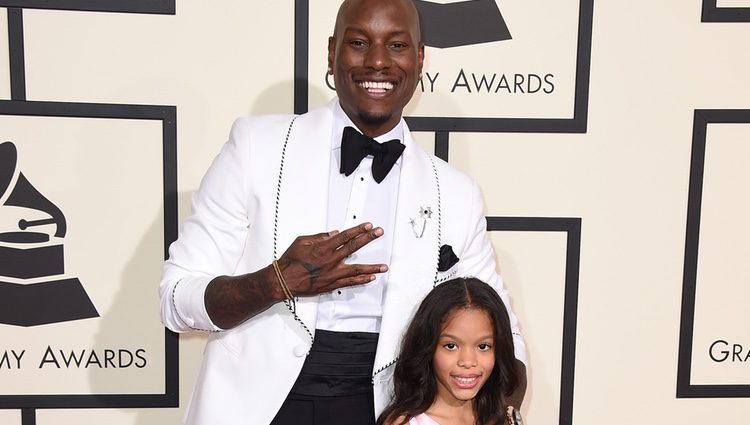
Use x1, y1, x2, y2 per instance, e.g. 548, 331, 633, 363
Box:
377, 277, 519, 425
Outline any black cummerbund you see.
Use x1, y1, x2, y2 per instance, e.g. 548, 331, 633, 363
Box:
288, 329, 379, 397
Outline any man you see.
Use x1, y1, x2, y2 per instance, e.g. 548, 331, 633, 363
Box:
159, 0, 527, 424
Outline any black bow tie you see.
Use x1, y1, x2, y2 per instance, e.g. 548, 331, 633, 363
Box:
340, 126, 405, 183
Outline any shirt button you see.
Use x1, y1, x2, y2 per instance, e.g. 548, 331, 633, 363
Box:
337, 290, 342, 295
353, 215, 357, 219
293, 344, 308, 357
360, 177, 364, 181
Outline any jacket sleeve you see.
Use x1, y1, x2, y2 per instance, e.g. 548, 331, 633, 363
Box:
455, 180, 528, 367
158, 118, 252, 333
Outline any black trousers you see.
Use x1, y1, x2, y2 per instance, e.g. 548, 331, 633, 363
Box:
270, 330, 378, 425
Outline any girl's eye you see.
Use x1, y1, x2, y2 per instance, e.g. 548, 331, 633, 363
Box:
478, 343, 492, 351
443, 343, 458, 351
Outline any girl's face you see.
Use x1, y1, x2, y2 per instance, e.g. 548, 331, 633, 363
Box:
433, 308, 495, 405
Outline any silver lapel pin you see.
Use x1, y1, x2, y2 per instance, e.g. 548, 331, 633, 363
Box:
409, 206, 432, 238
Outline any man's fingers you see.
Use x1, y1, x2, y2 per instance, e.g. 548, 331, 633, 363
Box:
311, 230, 339, 240
328, 263, 388, 284
288, 230, 342, 260
334, 227, 383, 259
294, 231, 337, 248
329, 264, 388, 290
324, 222, 373, 250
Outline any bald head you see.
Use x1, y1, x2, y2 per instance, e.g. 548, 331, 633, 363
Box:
333, 0, 421, 42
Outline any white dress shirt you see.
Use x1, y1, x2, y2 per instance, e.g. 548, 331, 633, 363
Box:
316, 101, 405, 333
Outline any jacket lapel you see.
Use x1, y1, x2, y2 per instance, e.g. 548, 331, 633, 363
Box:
274, 106, 333, 341
374, 127, 441, 375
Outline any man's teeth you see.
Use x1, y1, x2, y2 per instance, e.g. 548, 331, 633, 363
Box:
359, 81, 394, 91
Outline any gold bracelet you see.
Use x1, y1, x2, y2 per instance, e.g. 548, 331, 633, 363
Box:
272, 260, 294, 301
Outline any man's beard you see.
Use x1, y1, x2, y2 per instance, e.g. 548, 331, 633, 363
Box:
358, 110, 393, 126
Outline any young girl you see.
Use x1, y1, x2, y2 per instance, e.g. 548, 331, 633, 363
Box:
377, 277, 522, 425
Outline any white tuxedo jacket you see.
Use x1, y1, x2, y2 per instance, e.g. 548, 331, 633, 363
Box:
159, 101, 527, 425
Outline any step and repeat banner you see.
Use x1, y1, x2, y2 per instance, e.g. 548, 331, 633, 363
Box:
1, 1, 749, 424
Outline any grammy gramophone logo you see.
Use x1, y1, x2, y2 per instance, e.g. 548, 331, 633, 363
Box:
413, 0, 512, 48
0, 141, 98, 327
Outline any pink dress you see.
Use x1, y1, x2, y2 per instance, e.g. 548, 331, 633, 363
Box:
409, 413, 441, 425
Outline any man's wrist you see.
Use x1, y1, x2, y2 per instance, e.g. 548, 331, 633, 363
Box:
261, 263, 289, 304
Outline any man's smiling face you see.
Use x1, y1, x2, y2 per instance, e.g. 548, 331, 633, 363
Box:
328, 0, 424, 137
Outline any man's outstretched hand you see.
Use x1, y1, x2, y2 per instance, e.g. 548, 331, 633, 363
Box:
205, 223, 387, 329
277, 222, 387, 296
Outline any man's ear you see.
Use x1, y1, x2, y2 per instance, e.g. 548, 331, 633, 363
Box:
327, 36, 336, 74
417, 41, 425, 76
